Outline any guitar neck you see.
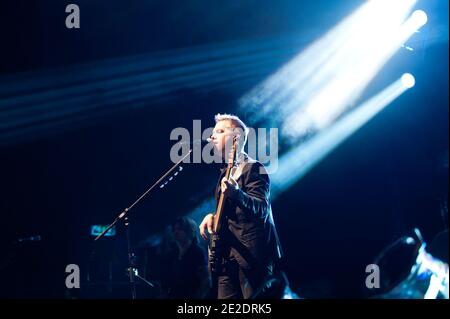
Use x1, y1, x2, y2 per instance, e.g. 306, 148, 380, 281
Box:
213, 164, 233, 233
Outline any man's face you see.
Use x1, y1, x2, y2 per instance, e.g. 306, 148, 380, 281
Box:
210, 120, 236, 160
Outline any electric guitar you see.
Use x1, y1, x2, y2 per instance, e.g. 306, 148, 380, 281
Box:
209, 136, 238, 278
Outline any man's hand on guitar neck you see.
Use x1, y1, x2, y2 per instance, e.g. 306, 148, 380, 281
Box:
199, 213, 215, 240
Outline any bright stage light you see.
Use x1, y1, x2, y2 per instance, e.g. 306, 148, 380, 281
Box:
401, 73, 416, 88
411, 10, 428, 28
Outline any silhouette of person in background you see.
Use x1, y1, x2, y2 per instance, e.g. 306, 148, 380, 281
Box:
158, 217, 210, 299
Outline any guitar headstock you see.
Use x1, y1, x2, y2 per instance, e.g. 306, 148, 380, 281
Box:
226, 135, 238, 167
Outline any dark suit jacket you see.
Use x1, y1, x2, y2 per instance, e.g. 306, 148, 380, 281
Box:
214, 155, 283, 271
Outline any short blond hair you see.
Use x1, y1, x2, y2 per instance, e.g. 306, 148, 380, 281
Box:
214, 113, 249, 149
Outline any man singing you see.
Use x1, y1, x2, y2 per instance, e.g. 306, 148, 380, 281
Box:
199, 113, 283, 299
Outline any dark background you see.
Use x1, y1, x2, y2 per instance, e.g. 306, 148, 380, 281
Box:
0, 0, 448, 298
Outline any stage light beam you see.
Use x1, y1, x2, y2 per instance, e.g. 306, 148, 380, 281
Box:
239, 0, 424, 143
271, 74, 416, 195
411, 10, 428, 28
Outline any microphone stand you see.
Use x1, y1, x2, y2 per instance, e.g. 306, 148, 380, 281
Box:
94, 149, 192, 299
